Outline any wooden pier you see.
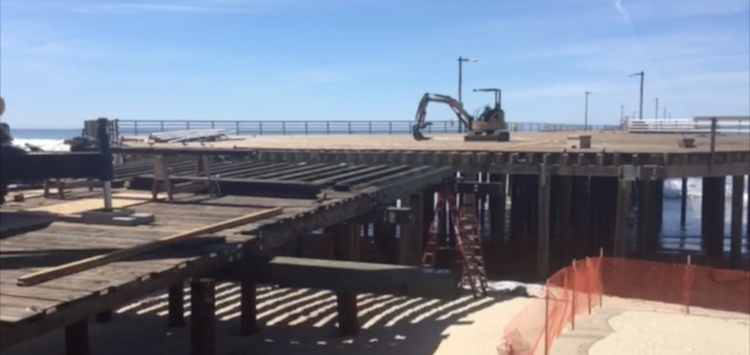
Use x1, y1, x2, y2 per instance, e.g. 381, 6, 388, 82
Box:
1, 130, 748, 354
0, 160, 457, 354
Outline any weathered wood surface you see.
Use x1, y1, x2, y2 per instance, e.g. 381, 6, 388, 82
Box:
121, 132, 750, 153
0, 163, 453, 351
114, 133, 750, 178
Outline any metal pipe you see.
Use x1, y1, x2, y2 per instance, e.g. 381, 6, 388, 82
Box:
103, 181, 113, 211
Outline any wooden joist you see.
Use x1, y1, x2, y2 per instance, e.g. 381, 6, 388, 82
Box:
16, 208, 283, 286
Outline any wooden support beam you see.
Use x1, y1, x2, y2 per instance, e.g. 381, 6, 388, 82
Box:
614, 179, 632, 258
559, 176, 573, 259
190, 279, 216, 355
406, 193, 425, 266
240, 277, 259, 336
423, 188, 435, 253
94, 310, 113, 323
730, 176, 745, 269
574, 177, 590, 258
680, 177, 688, 228
702, 177, 726, 268
332, 223, 359, 336
65, 319, 89, 355
168, 284, 185, 327
489, 174, 507, 251
17, 208, 283, 286
537, 169, 551, 279
636, 180, 651, 258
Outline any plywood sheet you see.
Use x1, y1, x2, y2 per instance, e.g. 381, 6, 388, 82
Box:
24, 198, 149, 215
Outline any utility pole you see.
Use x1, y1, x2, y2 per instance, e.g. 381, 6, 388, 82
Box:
620, 105, 625, 122
652, 98, 659, 119
663, 107, 667, 119
629, 71, 645, 119
457, 56, 478, 133
584, 91, 594, 131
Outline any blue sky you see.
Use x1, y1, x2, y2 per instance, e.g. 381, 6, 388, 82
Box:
1, 0, 748, 128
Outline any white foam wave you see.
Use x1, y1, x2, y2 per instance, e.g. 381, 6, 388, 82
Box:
13, 139, 70, 152
664, 176, 749, 207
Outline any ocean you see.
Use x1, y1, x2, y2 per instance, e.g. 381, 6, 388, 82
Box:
7, 129, 750, 254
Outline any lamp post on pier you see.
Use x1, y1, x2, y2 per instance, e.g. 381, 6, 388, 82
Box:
457, 56, 478, 133
628, 71, 645, 119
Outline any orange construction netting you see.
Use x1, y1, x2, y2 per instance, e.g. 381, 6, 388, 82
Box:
499, 257, 750, 355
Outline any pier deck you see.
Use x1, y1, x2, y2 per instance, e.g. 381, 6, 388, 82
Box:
117, 132, 750, 178
0, 162, 454, 351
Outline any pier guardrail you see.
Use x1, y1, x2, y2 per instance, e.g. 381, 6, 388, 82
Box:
626, 118, 750, 134
115, 120, 620, 137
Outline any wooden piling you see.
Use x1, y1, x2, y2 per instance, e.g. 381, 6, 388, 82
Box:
240, 277, 259, 336
701, 177, 726, 268
537, 170, 551, 279
65, 319, 89, 355
613, 179, 632, 258
680, 177, 688, 228
332, 223, 360, 336
489, 174, 507, 250
730, 176, 744, 269
168, 284, 185, 327
408, 193, 425, 266
190, 279, 216, 355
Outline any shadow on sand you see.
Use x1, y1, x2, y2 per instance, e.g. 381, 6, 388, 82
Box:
3, 283, 522, 355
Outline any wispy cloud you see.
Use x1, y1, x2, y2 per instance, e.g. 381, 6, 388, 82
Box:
613, 0, 630, 24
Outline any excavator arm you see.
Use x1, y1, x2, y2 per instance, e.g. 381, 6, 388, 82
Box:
412, 93, 476, 140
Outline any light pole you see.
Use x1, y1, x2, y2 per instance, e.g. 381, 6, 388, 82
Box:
628, 71, 645, 119
458, 56, 477, 133
663, 107, 667, 119
652, 98, 659, 118
584, 91, 594, 131
620, 105, 625, 122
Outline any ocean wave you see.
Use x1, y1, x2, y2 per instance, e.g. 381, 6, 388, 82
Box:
13, 139, 71, 152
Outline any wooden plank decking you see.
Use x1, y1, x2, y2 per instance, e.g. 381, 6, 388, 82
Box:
0, 161, 454, 351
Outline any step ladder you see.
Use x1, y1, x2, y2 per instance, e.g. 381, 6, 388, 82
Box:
421, 186, 488, 297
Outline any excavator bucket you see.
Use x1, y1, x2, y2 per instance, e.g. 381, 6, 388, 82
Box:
412, 124, 429, 141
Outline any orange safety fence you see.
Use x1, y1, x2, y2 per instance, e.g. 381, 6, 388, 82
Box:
499, 257, 750, 355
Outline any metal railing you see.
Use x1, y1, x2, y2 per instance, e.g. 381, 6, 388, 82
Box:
115, 119, 620, 137
626, 118, 750, 134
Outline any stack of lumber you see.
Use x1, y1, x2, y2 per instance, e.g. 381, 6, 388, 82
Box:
149, 129, 228, 143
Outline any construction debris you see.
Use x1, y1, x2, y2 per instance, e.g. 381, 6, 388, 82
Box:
148, 129, 229, 143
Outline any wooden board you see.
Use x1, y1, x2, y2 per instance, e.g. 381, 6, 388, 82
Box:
16, 207, 284, 286
24, 198, 148, 215
112, 191, 164, 200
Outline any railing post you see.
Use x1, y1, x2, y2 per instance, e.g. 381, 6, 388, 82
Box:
161, 121, 164, 132
369, 121, 372, 134
327, 121, 330, 134
134, 121, 139, 136
259, 122, 263, 135
211, 121, 215, 129
389, 121, 392, 134
348, 121, 352, 134
236, 121, 240, 135
305, 122, 308, 135
282, 122, 286, 135
187, 121, 190, 130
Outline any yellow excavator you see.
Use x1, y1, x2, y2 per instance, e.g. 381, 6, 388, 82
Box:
411, 93, 509, 142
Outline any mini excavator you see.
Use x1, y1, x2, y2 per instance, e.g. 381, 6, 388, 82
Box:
411, 91, 509, 142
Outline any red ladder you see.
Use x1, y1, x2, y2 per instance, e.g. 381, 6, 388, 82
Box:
422, 186, 488, 296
